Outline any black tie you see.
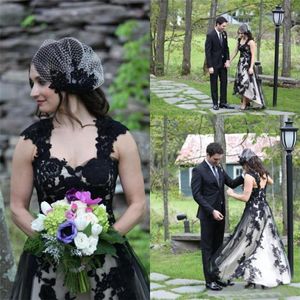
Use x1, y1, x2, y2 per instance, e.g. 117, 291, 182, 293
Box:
219, 32, 223, 45
213, 166, 219, 184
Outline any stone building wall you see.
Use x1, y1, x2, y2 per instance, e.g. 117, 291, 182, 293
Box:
0, 0, 150, 229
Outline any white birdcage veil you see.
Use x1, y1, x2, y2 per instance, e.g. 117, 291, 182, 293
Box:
238, 148, 257, 165
31, 37, 104, 92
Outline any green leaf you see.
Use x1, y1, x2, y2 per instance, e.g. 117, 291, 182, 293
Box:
94, 241, 117, 256
100, 228, 126, 244
82, 223, 92, 236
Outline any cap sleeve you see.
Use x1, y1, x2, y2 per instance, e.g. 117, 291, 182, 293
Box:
96, 117, 128, 158
19, 118, 52, 158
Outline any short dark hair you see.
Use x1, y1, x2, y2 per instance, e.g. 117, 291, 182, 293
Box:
206, 142, 224, 156
216, 16, 228, 25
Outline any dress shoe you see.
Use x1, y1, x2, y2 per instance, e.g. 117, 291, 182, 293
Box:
245, 282, 256, 289
205, 282, 222, 291
216, 280, 229, 287
219, 103, 234, 109
227, 280, 235, 286
212, 105, 219, 110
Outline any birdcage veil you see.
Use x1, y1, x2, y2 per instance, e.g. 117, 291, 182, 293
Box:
238, 148, 257, 165
31, 37, 104, 92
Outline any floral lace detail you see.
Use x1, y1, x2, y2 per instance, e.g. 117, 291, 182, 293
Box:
12, 117, 150, 300
211, 171, 291, 287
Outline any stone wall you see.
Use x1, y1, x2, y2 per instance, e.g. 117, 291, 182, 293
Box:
0, 0, 150, 229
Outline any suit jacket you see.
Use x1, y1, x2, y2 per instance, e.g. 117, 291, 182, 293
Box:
205, 29, 230, 69
191, 160, 244, 219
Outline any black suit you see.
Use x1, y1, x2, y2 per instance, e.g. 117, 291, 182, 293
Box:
191, 160, 243, 283
205, 29, 230, 106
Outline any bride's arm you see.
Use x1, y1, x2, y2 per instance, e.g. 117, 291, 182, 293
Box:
10, 137, 36, 237
226, 174, 254, 202
112, 132, 146, 235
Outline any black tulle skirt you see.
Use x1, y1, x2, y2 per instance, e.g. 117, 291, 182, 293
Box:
10, 242, 149, 300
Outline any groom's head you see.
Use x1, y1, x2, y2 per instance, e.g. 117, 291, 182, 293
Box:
216, 16, 228, 33
206, 143, 224, 166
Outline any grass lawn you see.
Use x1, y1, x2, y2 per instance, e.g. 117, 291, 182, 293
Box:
150, 78, 300, 114
164, 32, 300, 80
150, 190, 300, 282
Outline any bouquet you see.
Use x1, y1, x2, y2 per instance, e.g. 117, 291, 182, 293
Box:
24, 188, 125, 294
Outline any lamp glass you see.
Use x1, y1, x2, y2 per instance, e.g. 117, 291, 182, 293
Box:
283, 131, 296, 150
273, 12, 280, 25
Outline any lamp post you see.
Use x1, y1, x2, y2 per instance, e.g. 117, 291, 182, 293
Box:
280, 118, 298, 277
272, 5, 284, 107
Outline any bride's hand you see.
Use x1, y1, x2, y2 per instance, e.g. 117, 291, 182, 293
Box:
248, 67, 253, 75
227, 188, 234, 197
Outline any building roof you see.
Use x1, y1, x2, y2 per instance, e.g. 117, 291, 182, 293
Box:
175, 133, 280, 165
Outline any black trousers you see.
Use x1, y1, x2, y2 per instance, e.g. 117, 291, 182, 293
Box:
200, 215, 225, 283
209, 66, 227, 106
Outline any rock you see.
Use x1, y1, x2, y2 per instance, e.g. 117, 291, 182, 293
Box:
0, 4, 26, 27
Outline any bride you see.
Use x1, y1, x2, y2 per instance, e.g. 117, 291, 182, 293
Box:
211, 148, 291, 288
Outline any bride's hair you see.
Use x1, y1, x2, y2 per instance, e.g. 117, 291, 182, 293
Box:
238, 24, 254, 41
244, 156, 269, 179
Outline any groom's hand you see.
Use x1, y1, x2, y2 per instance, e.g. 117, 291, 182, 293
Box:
224, 60, 230, 68
212, 210, 224, 221
208, 67, 214, 74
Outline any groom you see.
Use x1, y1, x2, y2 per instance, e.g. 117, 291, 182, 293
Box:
191, 143, 243, 291
205, 16, 234, 110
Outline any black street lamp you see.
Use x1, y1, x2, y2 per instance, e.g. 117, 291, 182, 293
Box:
280, 118, 298, 277
272, 5, 284, 107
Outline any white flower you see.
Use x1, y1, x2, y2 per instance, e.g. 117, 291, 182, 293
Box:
82, 236, 98, 256
74, 215, 88, 231
74, 232, 89, 250
91, 223, 103, 237
51, 199, 68, 207
41, 202, 52, 215
31, 214, 46, 232
72, 200, 87, 214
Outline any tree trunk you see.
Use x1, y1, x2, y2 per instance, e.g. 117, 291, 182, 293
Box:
181, 0, 193, 76
282, 0, 291, 77
163, 115, 169, 240
212, 115, 229, 231
150, 27, 155, 74
203, 0, 218, 74
280, 115, 288, 235
0, 190, 16, 300
155, 0, 168, 76
256, 0, 263, 61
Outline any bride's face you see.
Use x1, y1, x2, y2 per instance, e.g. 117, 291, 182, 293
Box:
29, 64, 61, 114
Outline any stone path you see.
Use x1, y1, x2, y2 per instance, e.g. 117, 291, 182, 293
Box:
150, 78, 295, 116
150, 272, 300, 299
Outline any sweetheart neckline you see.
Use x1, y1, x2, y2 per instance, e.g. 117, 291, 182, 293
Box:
47, 156, 118, 172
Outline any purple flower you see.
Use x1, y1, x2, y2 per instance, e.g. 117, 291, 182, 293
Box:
57, 220, 77, 244
65, 210, 76, 220
75, 191, 102, 205
66, 188, 78, 202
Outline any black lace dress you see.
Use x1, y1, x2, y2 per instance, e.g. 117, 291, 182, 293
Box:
233, 39, 265, 109
211, 172, 291, 287
10, 116, 149, 300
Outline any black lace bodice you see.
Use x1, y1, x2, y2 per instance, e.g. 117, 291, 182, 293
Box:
20, 116, 128, 225
238, 39, 251, 67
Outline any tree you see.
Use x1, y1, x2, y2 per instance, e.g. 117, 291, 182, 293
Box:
203, 0, 218, 74
282, 0, 292, 77
181, 0, 193, 75
0, 191, 16, 299
162, 115, 169, 241
155, 0, 169, 76
212, 115, 230, 231
256, 0, 263, 61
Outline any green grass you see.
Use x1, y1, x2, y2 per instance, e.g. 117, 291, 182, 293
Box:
164, 32, 300, 79
150, 78, 300, 114
150, 190, 300, 283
